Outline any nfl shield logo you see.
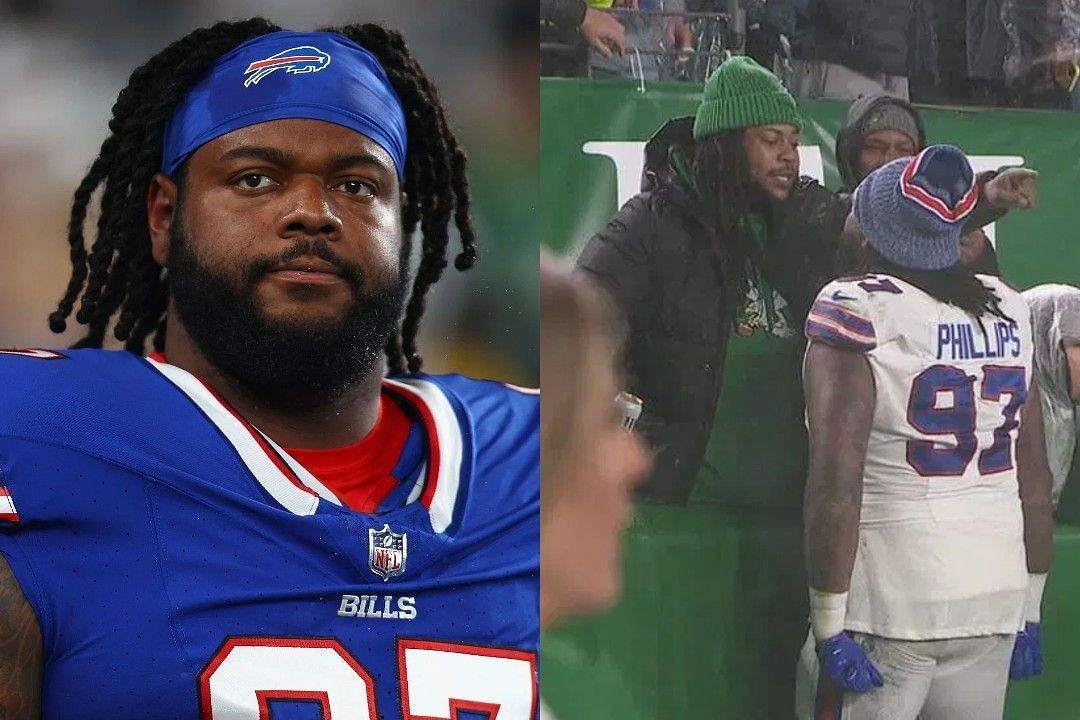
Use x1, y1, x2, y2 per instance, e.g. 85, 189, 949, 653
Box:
368, 524, 407, 581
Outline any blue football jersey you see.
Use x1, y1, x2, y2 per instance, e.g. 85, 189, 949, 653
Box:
0, 349, 539, 719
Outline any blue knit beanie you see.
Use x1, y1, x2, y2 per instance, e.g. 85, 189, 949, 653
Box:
853, 145, 978, 271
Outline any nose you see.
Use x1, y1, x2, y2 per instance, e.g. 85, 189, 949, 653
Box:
277, 174, 343, 239
779, 140, 799, 166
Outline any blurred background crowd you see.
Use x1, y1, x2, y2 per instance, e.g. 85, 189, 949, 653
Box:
0, 0, 538, 385
541, 0, 1080, 110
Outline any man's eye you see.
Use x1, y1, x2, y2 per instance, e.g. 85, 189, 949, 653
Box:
337, 179, 376, 196
236, 174, 274, 189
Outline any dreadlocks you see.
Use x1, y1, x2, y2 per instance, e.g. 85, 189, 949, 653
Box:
691, 130, 761, 302
50, 18, 476, 375
857, 242, 1015, 326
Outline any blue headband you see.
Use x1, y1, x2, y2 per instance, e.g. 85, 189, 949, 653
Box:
161, 31, 407, 181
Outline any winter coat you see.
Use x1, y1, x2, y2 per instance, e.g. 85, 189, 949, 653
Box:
576, 117, 847, 502
792, 0, 913, 76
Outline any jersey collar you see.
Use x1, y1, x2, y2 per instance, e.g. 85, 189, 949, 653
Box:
145, 357, 469, 532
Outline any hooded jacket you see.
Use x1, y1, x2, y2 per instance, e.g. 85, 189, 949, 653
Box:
576, 117, 848, 503
835, 95, 927, 192
792, 0, 912, 77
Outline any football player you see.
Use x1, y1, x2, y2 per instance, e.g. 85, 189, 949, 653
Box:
795, 145, 1053, 719
0, 19, 538, 719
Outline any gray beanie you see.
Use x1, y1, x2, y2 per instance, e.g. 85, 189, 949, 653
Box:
860, 102, 920, 146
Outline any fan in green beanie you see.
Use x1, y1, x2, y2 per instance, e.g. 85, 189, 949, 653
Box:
693, 56, 803, 138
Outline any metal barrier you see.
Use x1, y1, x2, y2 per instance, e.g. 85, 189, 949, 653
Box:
540, 6, 796, 90
604, 9, 733, 84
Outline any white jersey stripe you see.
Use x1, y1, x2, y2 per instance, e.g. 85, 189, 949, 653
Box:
147, 359, 320, 516
383, 378, 465, 534
257, 429, 343, 507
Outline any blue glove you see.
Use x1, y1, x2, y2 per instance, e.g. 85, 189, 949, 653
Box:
817, 633, 884, 693
1010, 622, 1043, 679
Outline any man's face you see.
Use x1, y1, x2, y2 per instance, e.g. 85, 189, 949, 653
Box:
858, 129, 917, 181
158, 118, 407, 407
742, 124, 799, 201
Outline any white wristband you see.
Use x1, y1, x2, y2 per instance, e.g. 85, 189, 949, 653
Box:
1025, 573, 1048, 623
809, 588, 848, 642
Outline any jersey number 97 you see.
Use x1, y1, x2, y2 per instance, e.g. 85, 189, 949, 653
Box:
907, 364, 1027, 476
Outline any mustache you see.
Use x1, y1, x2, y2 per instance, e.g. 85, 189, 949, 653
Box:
244, 240, 366, 290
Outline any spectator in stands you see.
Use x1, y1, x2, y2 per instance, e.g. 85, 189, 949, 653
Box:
585, 0, 694, 81
541, 0, 628, 76
1023, 284, 1080, 505
578, 57, 826, 504
1001, 0, 1070, 108
742, 0, 799, 73
834, 95, 923, 193
789, 0, 914, 100
1046, 4, 1080, 110
834, 93, 1009, 274
908, 0, 1073, 109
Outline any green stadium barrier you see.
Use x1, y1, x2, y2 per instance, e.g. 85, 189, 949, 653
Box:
544, 511, 1080, 719
541, 78, 1080, 718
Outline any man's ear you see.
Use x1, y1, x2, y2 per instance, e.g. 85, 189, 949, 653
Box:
147, 173, 178, 266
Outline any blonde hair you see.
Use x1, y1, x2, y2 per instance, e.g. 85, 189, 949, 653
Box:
539, 252, 618, 513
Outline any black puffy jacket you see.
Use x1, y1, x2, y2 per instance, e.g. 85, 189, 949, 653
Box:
576, 118, 848, 503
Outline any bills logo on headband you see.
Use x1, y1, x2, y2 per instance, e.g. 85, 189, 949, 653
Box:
368, 524, 407, 581
243, 45, 332, 88
899, 146, 978, 223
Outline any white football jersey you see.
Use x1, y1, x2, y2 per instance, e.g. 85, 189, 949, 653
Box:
806, 273, 1033, 640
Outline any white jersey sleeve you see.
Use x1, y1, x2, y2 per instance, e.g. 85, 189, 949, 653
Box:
806, 273, 1034, 640
805, 275, 888, 354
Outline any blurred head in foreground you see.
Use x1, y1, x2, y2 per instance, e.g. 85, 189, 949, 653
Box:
540, 252, 651, 628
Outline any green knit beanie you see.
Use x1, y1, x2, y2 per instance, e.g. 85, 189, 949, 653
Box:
693, 56, 802, 139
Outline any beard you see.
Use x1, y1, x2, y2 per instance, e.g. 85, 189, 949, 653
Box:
167, 218, 407, 410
